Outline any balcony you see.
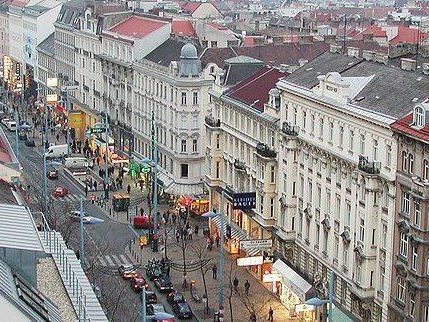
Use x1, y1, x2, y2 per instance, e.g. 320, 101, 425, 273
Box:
358, 156, 381, 175
83, 84, 89, 91
256, 143, 277, 159
281, 122, 299, 136
234, 159, 246, 172
94, 89, 100, 97
205, 115, 221, 128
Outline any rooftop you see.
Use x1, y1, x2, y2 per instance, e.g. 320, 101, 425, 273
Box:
0, 203, 44, 252
180, 1, 200, 14
391, 106, 429, 142
390, 25, 429, 45
108, 15, 168, 39
172, 19, 196, 38
36, 32, 55, 56
224, 66, 287, 112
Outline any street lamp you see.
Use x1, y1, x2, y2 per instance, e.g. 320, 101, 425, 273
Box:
305, 271, 335, 322
203, 191, 225, 321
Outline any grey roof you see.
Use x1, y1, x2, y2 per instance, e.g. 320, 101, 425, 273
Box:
285, 52, 429, 119
36, 32, 55, 56
0, 258, 61, 322
0, 203, 44, 252
56, 0, 85, 27
223, 56, 264, 86
144, 38, 203, 67
225, 55, 263, 65
24, 4, 49, 16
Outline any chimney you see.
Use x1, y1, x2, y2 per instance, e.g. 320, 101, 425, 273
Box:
422, 63, 429, 75
298, 59, 308, 66
362, 50, 375, 61
347, 47, 360, 58
373, 53, 389, 65
329, 43, 342, 54
400, 58, 417, 71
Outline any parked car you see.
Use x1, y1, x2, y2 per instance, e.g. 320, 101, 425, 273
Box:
18, 132, 27, 140
118, 264, 136, 278
146, 303, 166, 316
145, 291, 158, 304
132, 276, 149, 293
52, 186, 68, 197
146, 265, 163, 281
154, 277, 173, 293
25, 138, 36, 147
167, 291, 185, 305
172, 302, 193, 319
47, 167, 59, 180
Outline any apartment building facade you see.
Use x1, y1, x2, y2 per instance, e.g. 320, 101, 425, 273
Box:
389, 102, 429, 322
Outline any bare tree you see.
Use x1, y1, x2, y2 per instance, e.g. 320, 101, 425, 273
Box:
227, 261, 235, 322
190, 242, 212, 315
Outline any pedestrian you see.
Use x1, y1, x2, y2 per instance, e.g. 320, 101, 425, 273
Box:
175, 230, 180, 243
206, 237, 212, 250
187, 227, 193, 240
194, 224, 199, 235
268, 307, 273, 322
93, 181, 98, 191
250, 312, 256, 322
216, 235, 220, 248
244, 280, 250, 296
140, 207, 144, 216
233, 277, 239, 294
56, 133, 59, 143
172, 213, 176, 224
127, 184, 131, 194
212, 264, 217, 279
97, 157, 100, 167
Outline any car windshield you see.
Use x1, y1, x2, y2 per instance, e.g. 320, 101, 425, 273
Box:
178, 303, 189, 312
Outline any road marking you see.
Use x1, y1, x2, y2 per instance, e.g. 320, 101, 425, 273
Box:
119, 254, 129, 264
104, 255, 115, 266
128, 224, 139, 238
98, 256, 107, 266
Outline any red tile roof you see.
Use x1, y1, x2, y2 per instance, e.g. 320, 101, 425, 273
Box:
0, 136, 12, 163
208, 23, 228, 31
362, 24, 387, 38
390, 25, 429, 44
181, 2, 200, 14
391, 112, 429, 142
108, 16, 168, 39
172, 20, 196, 38
225, 67, 287, 112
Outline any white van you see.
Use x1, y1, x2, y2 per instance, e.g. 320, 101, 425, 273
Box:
6, 120, 16, 132
64, 157, 89, 169
45, 144, 68, 159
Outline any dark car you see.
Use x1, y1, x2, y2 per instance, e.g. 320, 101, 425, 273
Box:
25, 139, 35, 147
146, 266, 163, 281
132, 276, 149, 293
154, 277, 173, 293
47, 167, 59, 180
167, 291, 185, 305
18, 132, 27, 141
146, 303, 166, 316
173, 302, 193, 319
145, 291, 158, 304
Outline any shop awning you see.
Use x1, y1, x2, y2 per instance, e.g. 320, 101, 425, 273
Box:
211, 215, 247, 240
165, 182, 204, 196
272, 259, 313, 302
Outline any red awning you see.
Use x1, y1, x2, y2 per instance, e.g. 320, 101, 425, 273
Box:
55, 104, 66, 114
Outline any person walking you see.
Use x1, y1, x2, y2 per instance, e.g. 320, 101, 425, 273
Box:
127, 184, 131, 194
187, 227, 193, 240
250, 312, 256, 322
93, 181, 98, 191
244, 280, 250, 296
212, 264, 217, 279
215, 235, 220, 248
268, 307, 273, 322
233, 277, 239, 294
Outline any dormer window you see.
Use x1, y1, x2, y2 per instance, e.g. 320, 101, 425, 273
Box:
413, 106, 425, 128
269, 88, 280, 110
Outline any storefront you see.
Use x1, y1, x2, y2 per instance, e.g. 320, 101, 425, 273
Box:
272, 259, 316, 321
69, 111, 86, 141
110, 120, 134, 157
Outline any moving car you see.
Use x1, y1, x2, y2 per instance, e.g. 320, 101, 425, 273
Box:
52, 186, 68, 197
47, 167, 59, 180
146, 266, 163, 281
167, 291, 185, 305
64, 157, 90, 169
133, 215, 153, 229
25, 139, 36, 147
118, 264, 137, 279
145, 291, 158, 304
154, 277, 173, 293
172, 302, 193, 319
132, 276, 149, 293
45, 144, 68, 159
146, 303, 166, 316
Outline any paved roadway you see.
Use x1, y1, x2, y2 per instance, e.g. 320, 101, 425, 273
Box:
2, 123, 198, 322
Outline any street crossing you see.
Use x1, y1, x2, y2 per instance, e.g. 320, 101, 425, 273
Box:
96, 254, 133, 267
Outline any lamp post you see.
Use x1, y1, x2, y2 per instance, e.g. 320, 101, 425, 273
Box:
305, 270, 335, 322
43, 101, 49, 213
151, 110, 158, 251
80, 196, 85, 267
14, 107, 18, 159
203, 190, 225, 321
104, 111, 109, 199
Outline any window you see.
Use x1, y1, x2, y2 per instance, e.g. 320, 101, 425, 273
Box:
360, 134, 365, 154
409, 153, 414, 174
192, 92, 198, 105
260, 194, 264, 213
270, 166, 275, 183
386, 145, 392, 167
345, 201, 351, 226
334, 236, 339, 258
425, 306, 429, 322
382, 223, 387, 248
424, 159, 429, 180
215, 161, 220, 179
379, 266, 385, 291
412, 246, 418, 271
414, 200, 421, 227
319, 118, 324, 138
343, 247, 348, 267
310, 114, 315, 134
192, 139, 197, 152
397, 277, 405, 302
270, 197, 274, 217
359, 218, 365, 242
180, 164, 188, 178
181, 92, 187, 105
356, 264, 362, 283
215, 134, 220, 149
373, 139, 378, 160
316, 185, 321, 208
410, 298, 415, 317
181, 139, 187, 153
303, 111, 307, 129
400, 232, 408, 257
308, 180, 313, 203
349, 130, 354, 151
323, 231, 328, 252
402, 151, 408, 171
315, 223, 320, 245
402, 192, 410, 214
414, 106, 425, 128
329, 121, 334, 142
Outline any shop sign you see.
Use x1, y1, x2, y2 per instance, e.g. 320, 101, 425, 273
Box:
90, 127, 106, 134
240, 239, 272, 249
262, 273, 281, 283
237, 256, 263, 266
142, 165, 150, 174
47, 77, 58, 88
295, 304, 314, 313
46, 94, 57, 103
232, 192, 256, 210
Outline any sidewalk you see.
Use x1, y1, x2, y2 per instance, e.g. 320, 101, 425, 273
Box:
125, 220, 293, 322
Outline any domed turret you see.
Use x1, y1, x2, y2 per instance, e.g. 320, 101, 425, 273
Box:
179, 42, 201, 77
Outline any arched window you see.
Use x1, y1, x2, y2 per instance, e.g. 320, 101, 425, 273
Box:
414, 106, 425, 128
409, 153, 414, 174
402, 151, 408, 172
